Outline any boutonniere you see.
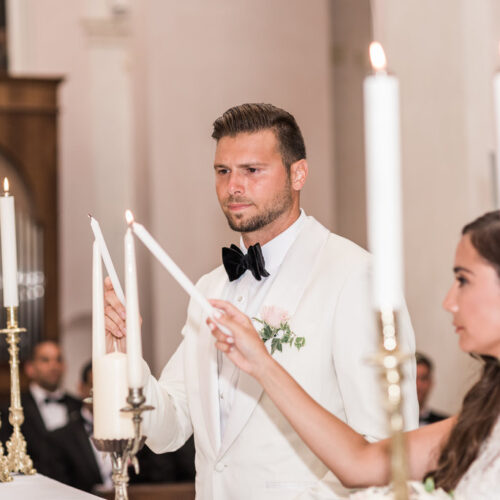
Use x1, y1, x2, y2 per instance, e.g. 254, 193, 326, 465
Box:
253, 306, 306, 354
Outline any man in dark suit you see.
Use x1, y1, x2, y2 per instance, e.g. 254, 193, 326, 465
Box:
50, 361, 110, 492
55, 361, 196, 492
416, 352, 448, 426
0, 341, 80, 481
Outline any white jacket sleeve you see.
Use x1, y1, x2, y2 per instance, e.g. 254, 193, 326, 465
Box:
331, 260, 418, 442
141, 337, 193, 453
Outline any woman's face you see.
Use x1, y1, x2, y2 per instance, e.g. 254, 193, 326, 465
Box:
443, 234, 500, 358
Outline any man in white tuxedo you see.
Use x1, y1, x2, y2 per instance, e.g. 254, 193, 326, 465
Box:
104, 103, 418, 499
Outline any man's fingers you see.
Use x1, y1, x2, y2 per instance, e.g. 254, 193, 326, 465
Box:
104, 276, 114, 290
105, 314, 125, 338
104, 289, 126, 318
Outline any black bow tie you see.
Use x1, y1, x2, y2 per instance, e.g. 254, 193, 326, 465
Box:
44, 395, 65, 405
222, 243, 270, 282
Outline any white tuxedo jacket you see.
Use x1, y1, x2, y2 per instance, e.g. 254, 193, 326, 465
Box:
141, 216, 418, 500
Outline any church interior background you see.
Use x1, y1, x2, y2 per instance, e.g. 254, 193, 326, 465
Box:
2, 0, 500, 419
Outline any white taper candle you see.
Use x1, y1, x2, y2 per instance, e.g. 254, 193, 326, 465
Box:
364, 42, 403, 310
0, 178, 19, 307
89, 214, 125, 305
124, 225, 142, 388
92, 241, 106, 362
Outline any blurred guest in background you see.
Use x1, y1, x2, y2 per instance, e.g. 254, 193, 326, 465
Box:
53, 361, 196, 493
416, 351, 448, 426
50, 361, 112, 493
0, 341, 78, 480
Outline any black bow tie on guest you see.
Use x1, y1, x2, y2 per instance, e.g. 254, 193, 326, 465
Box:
222, 243, 270, 282
44, 395, 66, 405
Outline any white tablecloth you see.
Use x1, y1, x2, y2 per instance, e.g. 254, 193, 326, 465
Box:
0, 473, 101, 499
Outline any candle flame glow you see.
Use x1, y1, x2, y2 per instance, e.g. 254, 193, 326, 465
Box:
369, 42, 387, 72
125, 209, 135, 225
3, 177, 9, 194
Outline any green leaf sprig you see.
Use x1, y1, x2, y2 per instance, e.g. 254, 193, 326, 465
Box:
253, 317, 306, 354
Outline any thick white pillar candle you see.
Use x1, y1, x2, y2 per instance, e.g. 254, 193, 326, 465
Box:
124, 226, 142, 388
363, 42, 403, 310
0, 178, 19, 307
92, 241, 106, 362
93, 352, 134, 439
89, 215, 125, 304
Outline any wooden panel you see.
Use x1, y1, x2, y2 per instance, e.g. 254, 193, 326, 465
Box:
102, 482, 196, 500
0, 77, 61, 399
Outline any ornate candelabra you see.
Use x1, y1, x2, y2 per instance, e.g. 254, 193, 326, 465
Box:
91, 387, 153, 500
0, 306, 35, 476
372, 309, 409, 500
0, 418, 11, 482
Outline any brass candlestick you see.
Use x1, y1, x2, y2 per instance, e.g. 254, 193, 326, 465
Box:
372, 309, 409, 500
0, 306, 35, 475
91, 387, 153, 500
0, 415, 11, 481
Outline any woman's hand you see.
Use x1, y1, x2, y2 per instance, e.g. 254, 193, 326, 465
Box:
207, 299, 271, 380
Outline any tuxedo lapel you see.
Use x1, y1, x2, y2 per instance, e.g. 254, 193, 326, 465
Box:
217, 217, 329, 458
196, 269, 227, 453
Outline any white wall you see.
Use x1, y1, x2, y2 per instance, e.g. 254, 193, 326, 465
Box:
6, 0, 334, 389
137, 0, 334, 372
8, 0, 499, 415
371, 0, 500, 413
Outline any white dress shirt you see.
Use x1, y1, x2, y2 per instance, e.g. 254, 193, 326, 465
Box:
217, 210, 306, 436
29, 383, 68, 431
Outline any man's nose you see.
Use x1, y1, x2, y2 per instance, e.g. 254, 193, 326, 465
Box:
228, 171, 244, 196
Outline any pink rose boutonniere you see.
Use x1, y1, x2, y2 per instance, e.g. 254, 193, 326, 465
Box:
253, 306, 306, 354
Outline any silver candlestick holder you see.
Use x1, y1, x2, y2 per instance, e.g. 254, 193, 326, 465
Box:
91, 387, 153, 500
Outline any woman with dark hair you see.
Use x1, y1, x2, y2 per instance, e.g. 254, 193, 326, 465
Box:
208, 211, 500, 497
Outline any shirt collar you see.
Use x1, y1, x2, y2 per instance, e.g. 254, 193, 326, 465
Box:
240, 209, 306, 273
30, 382, 65, 405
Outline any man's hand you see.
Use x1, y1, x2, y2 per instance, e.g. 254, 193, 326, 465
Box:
104, 277, 127, 353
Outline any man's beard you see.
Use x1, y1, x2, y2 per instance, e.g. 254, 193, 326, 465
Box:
224, 185, 293, 234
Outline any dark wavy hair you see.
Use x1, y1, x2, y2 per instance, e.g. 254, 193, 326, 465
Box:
428, 211, 500, 491
211, 103, 306, 170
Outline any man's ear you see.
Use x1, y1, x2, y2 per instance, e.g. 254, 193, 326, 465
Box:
24, 361, 34, 379
290, 159, 308, 191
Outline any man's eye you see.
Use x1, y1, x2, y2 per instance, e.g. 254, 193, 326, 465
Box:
247, 167, 258, 173
457, 276, 468, 287
216, 169, 228, 175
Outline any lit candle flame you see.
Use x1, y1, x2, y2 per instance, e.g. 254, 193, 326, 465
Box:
369, 41, 387, 72
3, 177, 9, 195
125, 209, 135, 225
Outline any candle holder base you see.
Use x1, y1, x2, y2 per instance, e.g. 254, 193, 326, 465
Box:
91, 437, 146, 500
1, 307, 36, 476
92, 387, 154, 500
0, 444, 12, 482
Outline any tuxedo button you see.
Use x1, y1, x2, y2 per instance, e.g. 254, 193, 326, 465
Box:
236, 296, 243, 303
214, 462, 225, 472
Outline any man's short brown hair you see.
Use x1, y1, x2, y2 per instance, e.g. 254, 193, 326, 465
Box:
211, 103, 306, 169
